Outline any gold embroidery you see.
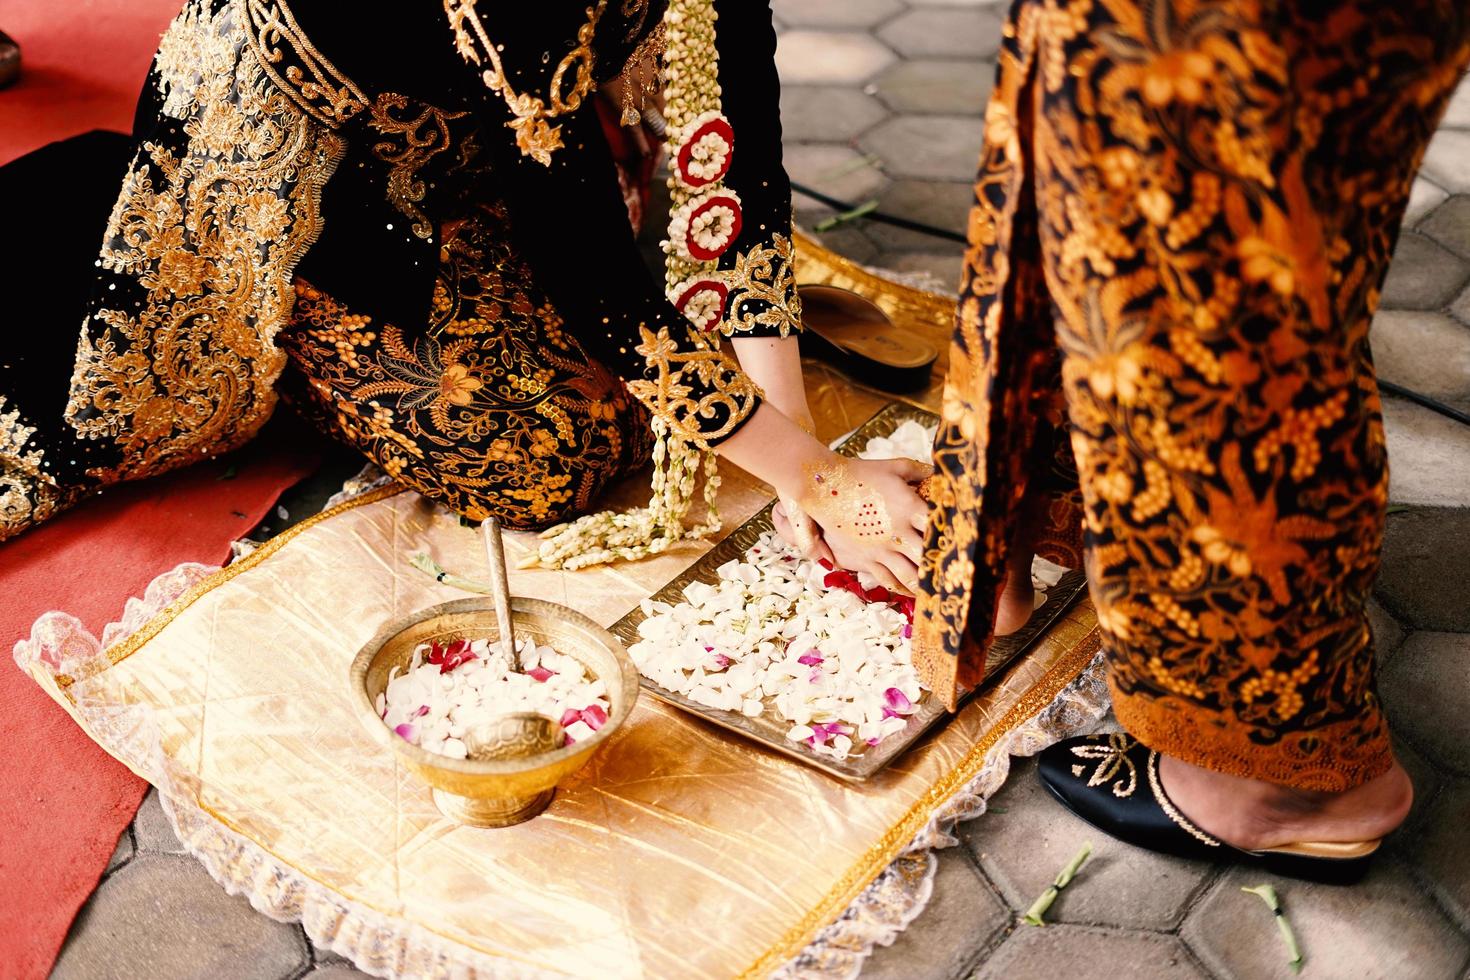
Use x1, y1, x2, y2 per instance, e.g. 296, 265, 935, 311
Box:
244, 0, 368, 127
720, 233, 803, 338
0, 396, 69, 540
1147, 750, 1222, 847
626, 325, 761, 449
368, 93, 469, 240
1068, 733, 1139, 798
443, 0, 607, 165
66, 0, 346, 481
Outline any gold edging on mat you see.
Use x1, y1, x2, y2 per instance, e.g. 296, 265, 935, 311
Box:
738, 628, 1102, 979
53, 484, 408, 692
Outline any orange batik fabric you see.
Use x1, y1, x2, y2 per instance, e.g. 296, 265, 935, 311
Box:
915, 0, 1470, 791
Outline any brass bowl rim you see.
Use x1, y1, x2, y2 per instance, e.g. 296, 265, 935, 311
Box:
349, 596, 640, 776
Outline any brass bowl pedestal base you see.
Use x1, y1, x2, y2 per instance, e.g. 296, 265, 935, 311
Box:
431, 787, 556, 828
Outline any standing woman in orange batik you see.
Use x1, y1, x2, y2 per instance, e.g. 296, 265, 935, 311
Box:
913, 0, 1469, 879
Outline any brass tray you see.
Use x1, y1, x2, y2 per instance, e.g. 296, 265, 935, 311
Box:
610, 402, 1089, 781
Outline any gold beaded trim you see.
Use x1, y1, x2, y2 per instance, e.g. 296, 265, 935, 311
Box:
1147, 749, 1223, 847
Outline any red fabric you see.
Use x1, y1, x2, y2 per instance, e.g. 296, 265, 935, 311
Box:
1, 429, 319, 978
0, 0, 177, 165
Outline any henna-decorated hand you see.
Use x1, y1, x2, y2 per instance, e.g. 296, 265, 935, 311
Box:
793, 454, 933, 594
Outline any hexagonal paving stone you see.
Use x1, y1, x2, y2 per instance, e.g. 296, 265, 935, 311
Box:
769, 0, 904, 28
861, 849, 1010, 980
785, 143, 890, 205
780, 86, 890, 142
1377, 508, 1470, 633
964, 757, 1216, 931
1455, 284, 1470, 325
977, 926, 1207, 980
874, 58, 996, 115
1390, 736, 1445, 835
1395, 778, 1470, 930
878, 179, 977, 236
52, 855, 308, 980
877, 8, 1005, 60
106, 830, 133, 873
1380, 632, 1470, 777
774, 30, 897, 86
1181, 861, 1469, 980
1443, 80, 1470, 129
1380, 232, 1470, 310
133, 787, 187, 854
1420, 193, 1470, 259
1420, 129, 1470, 194
1405, 178, 1450, 226
1370, 310, 1470, 413
1367, 597, 1406, 668
1383, 395, 1470, 509
305, 965, 375, 979
861, 114, 985, 181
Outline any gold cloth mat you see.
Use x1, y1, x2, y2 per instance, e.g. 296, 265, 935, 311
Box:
19, 241, 1102, 978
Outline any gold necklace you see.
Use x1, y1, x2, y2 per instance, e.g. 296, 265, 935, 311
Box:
443, 1, 607, 165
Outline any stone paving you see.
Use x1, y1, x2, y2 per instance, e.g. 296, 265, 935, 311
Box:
50, 3, 1470, 978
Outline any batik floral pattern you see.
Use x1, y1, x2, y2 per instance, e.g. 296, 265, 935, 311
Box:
914, 0, 1470, 790
279, 205, 653, 530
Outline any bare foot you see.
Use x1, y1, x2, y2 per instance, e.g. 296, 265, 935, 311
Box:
1158, 753, 1413, 850
994, 551, 1035, 636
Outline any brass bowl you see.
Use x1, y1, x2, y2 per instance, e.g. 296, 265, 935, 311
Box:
350, 597, 640, 828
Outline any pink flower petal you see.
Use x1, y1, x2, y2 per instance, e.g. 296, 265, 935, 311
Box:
560, 708, 583, 728
884, 687, 914, 712
413, 704, 430, 718
393, 723, 416, 741
881, 707, 902, 720
808, 668, 823, 684
866, 736, 882, 746
527, 666, 555, 683
902, 624, 913, 639
797, 651, 824, 666
580, 704, 608, 731
713, 654, 732, 668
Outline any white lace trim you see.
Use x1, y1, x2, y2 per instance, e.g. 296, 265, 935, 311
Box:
12, 472, 1110, 979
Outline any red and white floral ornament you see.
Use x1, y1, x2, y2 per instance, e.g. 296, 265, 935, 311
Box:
672, 110, 735, 188
668, 187, 743, 263
669, 277, 730, 331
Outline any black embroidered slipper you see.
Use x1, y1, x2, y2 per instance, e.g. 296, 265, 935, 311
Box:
796, 284, 937, 394
1038, 734, 1380, 884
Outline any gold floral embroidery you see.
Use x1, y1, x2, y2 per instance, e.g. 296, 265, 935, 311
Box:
626, 325, 762, 449
66, 0, 345, 481
368, 93, 469, 240
243, 0, 368, 127
719, 233, 803, 338
1068, 733, 1139, 798
0, 396, 69, 540
442, 0, 607, 165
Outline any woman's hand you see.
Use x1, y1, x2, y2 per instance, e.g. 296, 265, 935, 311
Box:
793, 454, 932, 593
